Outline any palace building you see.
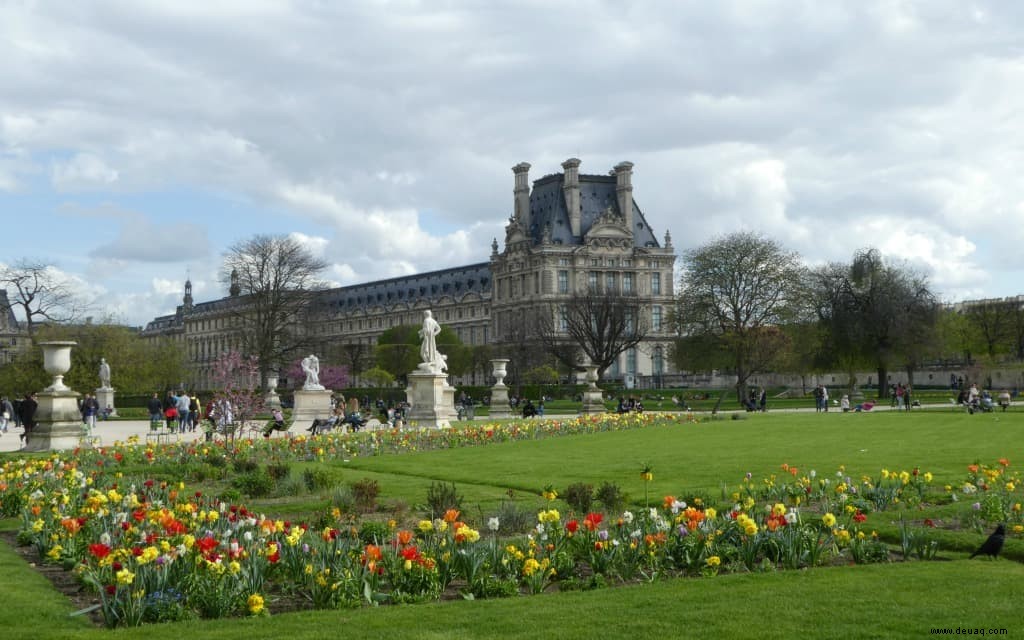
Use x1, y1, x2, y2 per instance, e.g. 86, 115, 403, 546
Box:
141, 159, 678, 389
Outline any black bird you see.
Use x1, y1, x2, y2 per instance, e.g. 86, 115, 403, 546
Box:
970, 524, 1006, 559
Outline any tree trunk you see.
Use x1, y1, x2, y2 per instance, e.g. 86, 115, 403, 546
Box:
876, 366, 888, 399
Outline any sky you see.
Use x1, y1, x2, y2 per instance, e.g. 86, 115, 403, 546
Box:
2, 1, 1023, 328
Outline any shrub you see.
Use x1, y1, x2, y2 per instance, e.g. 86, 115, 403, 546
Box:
232, 459, 260, 474
302, 468, 336, 492
218, 488, 243, 504
273, 475, 307, 498
204, 453, 227, 468
331, 485, 356, 514
564, 482, 594, 514
232, 471, 274, 498
425, 481, 463, 518
491, 500, 534, 534
359, 520, 390, 544
266, 462, 291, 481
351, 478, 380, 513
596, 482, 626, 512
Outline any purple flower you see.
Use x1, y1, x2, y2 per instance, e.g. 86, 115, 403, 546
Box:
598, 530, 609, 541
971, 502, 981, 511
677, 524, 689, 537
302, 543, 310, 553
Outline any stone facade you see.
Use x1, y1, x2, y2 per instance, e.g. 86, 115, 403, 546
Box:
141, 159, 677, 389
0, 290, 31, 365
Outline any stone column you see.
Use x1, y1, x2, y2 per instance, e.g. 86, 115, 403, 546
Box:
614, 161, 634, 232
488, 359, 512, 419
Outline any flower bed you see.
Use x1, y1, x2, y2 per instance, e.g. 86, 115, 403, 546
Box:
0, 414, 1021, 627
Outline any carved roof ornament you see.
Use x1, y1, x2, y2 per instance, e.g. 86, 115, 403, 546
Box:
541, 223, 552, 245
504, 216, 527, 246
491, 238, 499, 256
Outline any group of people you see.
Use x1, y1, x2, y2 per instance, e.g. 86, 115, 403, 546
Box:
888, 383, 915, 411
147, 390, 203, 433
0, 393, 37, 443
616, 397, 644, 414
956, 383, 1013, 414
743, 388, 768, 412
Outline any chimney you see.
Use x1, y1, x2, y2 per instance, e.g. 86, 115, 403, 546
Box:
562, 158, 582, 237
512, 162, 531, 230
614, 161, 634, 233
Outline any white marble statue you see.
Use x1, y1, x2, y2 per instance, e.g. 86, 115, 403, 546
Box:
301, 354, 325, 390
418, 309, 447, 373
98, 358, 112, 389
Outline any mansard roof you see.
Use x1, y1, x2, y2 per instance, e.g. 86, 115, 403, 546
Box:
527, 172, 660, 248
315, 262, 492, 312
0, 290, 21, 331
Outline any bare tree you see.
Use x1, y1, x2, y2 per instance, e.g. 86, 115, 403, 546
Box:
333, 342, 374, 382
0, 259, 88, 334
675, 232, 805, 401
220, 235, 329, 386
536, 290, 648, 379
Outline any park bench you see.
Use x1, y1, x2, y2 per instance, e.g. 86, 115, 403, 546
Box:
145, 429, 180, 445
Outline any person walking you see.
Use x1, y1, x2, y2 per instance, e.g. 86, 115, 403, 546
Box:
0, 395, 13, 434
81, 393, 100, 433
176, 391, 191, 433
147, 393, 163, 429
19, 392, 38, 445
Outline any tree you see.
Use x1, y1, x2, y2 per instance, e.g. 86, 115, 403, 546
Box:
333, 342, 374, 382
811, 248, 938, 398
220, 235, 328, 387
675, 232, 805, 400
374, 323, 467, 384
0, 259, 89, 335
534, 290, 648, 380
962, 300, 1014, 358
209, 350, 264, 442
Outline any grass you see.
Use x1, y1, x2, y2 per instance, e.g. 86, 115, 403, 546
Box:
2, 409, 1023, 638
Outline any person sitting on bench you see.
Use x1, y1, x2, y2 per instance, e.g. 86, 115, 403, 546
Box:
263, 408, 288, 438
307, 406, 344, 435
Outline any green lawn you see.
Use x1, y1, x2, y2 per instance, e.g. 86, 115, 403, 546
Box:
2, 409, 1023, 638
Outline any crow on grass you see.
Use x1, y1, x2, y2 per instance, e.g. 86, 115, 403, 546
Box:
970, 523, 1006, 559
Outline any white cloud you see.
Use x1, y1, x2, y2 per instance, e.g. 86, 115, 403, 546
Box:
51, 152, 119, 191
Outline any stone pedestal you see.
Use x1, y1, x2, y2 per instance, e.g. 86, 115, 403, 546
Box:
292, 389, 332, 428
406, 370, 457, 428
488, 358, 512, 419
96, 387, 117, 417
25, 390, 83, 452
489, 386, 512, 419
580, 364, 606, 415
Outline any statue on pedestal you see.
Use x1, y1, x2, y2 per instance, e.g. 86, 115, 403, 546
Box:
418, 309, 447, 373
301, 354, 325, 390
98, 358, 112, 389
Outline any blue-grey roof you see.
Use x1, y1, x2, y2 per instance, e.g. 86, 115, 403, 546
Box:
527, 173, 660, 247
315, 262, 491, 312
0, 290, 19, 330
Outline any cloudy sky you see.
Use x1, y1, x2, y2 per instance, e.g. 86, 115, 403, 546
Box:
2, 1, 1022, 327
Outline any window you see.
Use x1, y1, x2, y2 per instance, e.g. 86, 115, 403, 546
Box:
558, 270, 569, 293
625, 309, 635, 334
652, 305, 662, 331
558, 305, 568, 332
605, 272, 616, 293
653, 346, 664, 375
651, 272, 661, 295
558, 258, 570, 266
622, 272, 633, 293
590, 258, 600, 267
626, 348, 637, 374
588, 272, 598, 291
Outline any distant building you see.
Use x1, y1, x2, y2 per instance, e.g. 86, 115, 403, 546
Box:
142, 159, 677, 389
0, 290, 31, 365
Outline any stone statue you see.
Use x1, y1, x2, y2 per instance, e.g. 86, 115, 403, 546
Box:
301, 354, 324, 390
418, 309, 447, 373
98, 358, 111, 389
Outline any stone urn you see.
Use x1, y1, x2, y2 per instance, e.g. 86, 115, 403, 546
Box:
582, 363, 599, 390
490, 359, 510, 387
579, 363, 605, 414
266, 374, 279, 392
40, 341, 77, 392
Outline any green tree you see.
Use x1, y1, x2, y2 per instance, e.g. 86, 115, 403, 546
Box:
812, 248, 938, 398
374, 324, 466, 383
675, 232, 805, 401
